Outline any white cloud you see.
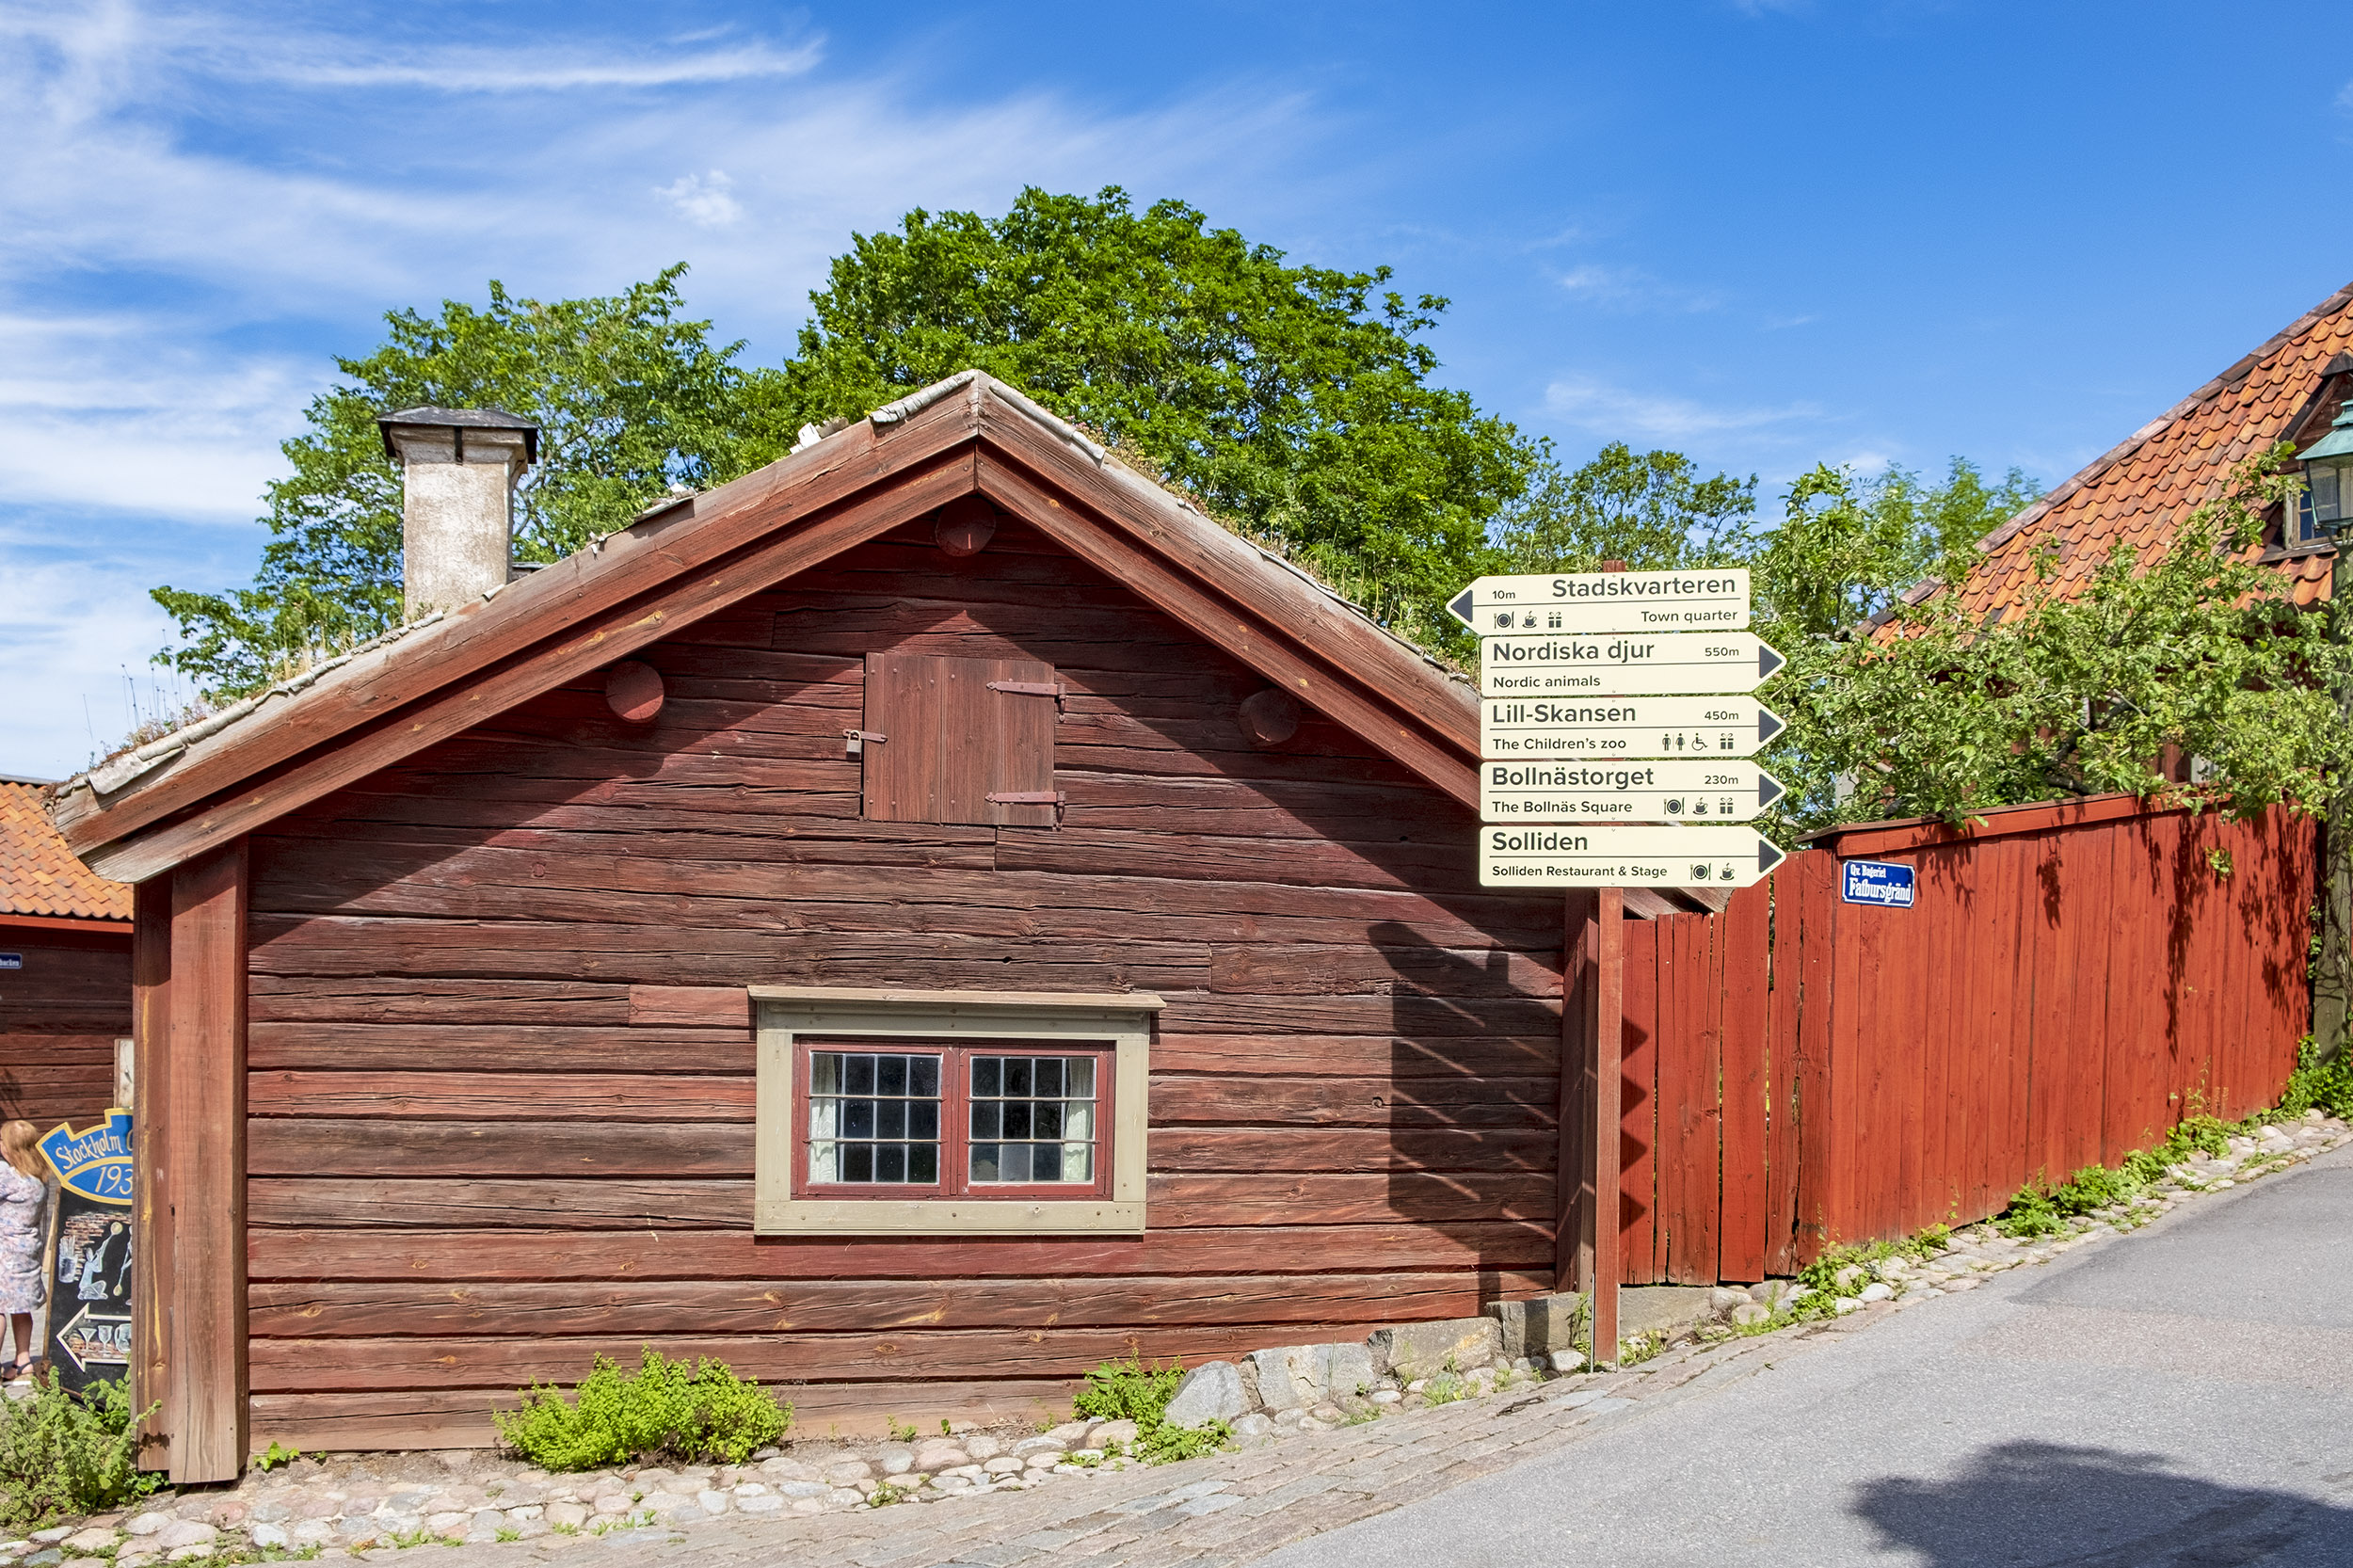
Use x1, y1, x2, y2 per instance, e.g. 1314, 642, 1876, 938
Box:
658, 171, 744, 229
253, 40, 823, 93
1556, 264, 1721, 313
0, 313, 315, 520
1545, 375, 1823, 441
0, 530, 198, 779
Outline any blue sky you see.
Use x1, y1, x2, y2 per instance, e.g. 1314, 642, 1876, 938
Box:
5, 0, 2350, 778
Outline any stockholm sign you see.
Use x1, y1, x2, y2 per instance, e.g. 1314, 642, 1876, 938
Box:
1447, 568, 1752, 635
1460, 567, 1795, 888
1483, 760, 1786, 824
1481, 695, 1787, 760
1480, 632, 1785, 697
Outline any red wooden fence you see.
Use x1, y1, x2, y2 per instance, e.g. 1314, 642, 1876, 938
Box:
1609, 794, 2316, 1283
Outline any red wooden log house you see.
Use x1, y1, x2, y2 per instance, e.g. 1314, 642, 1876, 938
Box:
51, 373, 1643, 1482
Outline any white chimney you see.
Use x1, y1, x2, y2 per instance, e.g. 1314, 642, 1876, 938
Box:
377, 407, 540, 619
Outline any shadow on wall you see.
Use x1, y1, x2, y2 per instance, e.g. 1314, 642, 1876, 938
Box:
1851, 1440, 2353, 1566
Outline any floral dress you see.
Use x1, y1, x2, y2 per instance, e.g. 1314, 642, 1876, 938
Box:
0, 1165, 47, 1314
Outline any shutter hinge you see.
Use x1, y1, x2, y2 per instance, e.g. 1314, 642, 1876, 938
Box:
843, 728, 887, 758
987, 790, 1067, 825
986, 680, 1065, 707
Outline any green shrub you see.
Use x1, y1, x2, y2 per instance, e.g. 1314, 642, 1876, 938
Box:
495, 1347, 791, 1471
2279, 1040, 2353, 1122
0, 1373, 162, 1529
1071, 1353, 1230, 1465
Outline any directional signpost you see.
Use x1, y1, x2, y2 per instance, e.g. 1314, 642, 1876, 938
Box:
1457, 566, 1796, 1376
1482, 759, 1786, 823
1448, 568, 1752, 634
1481, 695, 1786, 759
1481, 632, 1785, 696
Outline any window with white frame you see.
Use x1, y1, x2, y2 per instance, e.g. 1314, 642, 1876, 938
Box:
752, 986, 1157, 1235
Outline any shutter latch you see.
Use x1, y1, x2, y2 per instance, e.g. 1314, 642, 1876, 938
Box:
987, 790, 1067, 824
843, 728, 887, 758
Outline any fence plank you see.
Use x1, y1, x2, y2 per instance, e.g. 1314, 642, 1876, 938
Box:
1619, 918, 1660, 1285
1764, 869, 1803, 1275
1718, 883, 1770, 1283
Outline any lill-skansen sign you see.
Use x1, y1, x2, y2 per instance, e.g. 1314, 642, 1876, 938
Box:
1447, 568, 1751, 636
1481, 695, 1788, 760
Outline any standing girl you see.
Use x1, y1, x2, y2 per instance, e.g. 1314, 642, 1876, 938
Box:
0, 1121, 53, 1381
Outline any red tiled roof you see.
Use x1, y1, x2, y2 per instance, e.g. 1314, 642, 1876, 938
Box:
0, 781, 130, 922
1941, 280, 2353, 624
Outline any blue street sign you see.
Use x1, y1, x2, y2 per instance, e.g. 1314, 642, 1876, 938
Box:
1841, 859, 1915, 907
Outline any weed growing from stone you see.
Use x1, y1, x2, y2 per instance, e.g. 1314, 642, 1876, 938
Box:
0, 1371, 164, 1529
885, 1416, 918, 1444
495, 1527, 521, 1542
1073, 1353, 1233, 1464
494, 1346, 792, 1470
869, 1480, 913, 1507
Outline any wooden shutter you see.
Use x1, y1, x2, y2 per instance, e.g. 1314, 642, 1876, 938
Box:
863, 654, 1060, 826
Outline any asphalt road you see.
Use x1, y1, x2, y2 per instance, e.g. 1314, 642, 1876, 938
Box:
1257, 1144, 2353, 1568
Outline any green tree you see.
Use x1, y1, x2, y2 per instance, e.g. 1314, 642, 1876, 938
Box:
773, 185, 1533, 647
1493, 440, 1754, 573
1758, 448, 2347, 835
152, 266, 790, 697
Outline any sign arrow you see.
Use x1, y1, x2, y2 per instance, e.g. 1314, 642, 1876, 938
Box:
1481, 632, 1786, 697
1480, 695, 1789, 759
1481, 760, 1790, 824
1448, 569, 1751, 635
1479, 824, 1791, 889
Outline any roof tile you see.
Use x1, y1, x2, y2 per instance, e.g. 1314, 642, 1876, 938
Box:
0, 782, 128, 921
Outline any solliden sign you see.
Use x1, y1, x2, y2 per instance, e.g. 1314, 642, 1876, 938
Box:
1479, 824, 1788, 888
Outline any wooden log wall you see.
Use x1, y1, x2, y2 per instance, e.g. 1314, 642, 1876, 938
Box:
0, 923, 130, 1128
241, 518, 1563, 1451
1621, 798, 2316, 1284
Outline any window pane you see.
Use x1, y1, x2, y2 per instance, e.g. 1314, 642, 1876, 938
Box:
808, 1049, 942, 1187
967, 1053, 1099, 1185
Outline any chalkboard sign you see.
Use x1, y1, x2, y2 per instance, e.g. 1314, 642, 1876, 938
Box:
39, 1111, 132, 1394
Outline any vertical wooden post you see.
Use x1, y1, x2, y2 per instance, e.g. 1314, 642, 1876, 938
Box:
166, 841, 247, 1483
1559, 890, 1599, 1293
1593, 887, 1625, 1366
130, 878, 173, 1470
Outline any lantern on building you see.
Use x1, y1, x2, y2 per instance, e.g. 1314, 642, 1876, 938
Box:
2297, 407, 2353, 534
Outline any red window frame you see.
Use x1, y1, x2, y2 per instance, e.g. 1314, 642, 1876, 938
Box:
792, 1038, 1115, 1201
